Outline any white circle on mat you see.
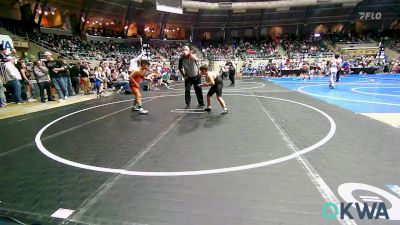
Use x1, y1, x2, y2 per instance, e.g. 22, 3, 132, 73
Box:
35, 94, 336, 176
298, 84, 400, 106
167, 82, 265, 92
351, 87, 400, 97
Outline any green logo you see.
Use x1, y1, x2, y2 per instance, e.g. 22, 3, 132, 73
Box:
322, 202, 338, 220
322, 202, 389, 220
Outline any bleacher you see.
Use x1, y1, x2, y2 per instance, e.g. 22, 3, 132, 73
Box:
236, 40, 280, 60
281, 37, 333, 59
28, 32, 142, 61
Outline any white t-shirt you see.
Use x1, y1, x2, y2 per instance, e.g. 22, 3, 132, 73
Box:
4, 61, 22, 81
117, 71, 128, 81
129, 52, 144, 72
129, 58, 139, 72
105, 67, 111, 77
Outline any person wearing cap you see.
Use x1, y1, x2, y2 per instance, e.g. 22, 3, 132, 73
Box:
10, 48, 19, 63
43, 51, 68, 101
4, 56, 23, 103
33, 59, 54, 103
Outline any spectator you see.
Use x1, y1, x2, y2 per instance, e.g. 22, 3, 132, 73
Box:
19, 62, 32, 101
43, 51, 68, 102
10, 48, 19, 62
79, 61, 91, 95
4, 56, 23, 104
59, 56, 73, 96
33, 60, 54, 103
114, 68, 130, 93
0, 45, 7, 62
0, 76, 6, 107
69, 63, 81, 94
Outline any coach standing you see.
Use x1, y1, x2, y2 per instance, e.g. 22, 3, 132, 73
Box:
179, 45, 204, 109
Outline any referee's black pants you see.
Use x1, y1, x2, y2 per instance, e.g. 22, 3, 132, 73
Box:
185, 75, 204, 107
229, 70, 235, 85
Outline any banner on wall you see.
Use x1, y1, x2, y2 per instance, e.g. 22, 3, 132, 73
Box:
0, 34, 13, 54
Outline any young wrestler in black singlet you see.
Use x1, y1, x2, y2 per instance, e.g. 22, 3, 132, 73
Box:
198, 65, 228, 115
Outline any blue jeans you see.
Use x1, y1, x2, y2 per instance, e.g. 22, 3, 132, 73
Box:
7, 80, 22, 103
51, 77, 67, 99
63, 76, 73, 96
114, 81, 130, 91
20, 80, 28, 101
0, 81, 6, 104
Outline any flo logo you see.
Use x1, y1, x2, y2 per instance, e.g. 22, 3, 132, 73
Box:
359, 12, 382, 20
322, 202, 389, 220
322, 183, 400, 220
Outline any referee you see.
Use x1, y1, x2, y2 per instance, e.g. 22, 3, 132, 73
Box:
178, 45, 204, 109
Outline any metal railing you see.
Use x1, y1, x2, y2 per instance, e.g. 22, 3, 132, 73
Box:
289, 52, 334, 59
40, 27, 73, 36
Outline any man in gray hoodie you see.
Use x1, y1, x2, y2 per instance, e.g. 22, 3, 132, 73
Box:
178, 45, 204, 109
33, 60, 54, 103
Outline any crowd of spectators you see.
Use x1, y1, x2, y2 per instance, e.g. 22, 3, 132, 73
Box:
0, 44, 178, 108
86, 26, 128, 38
239, 53, 399, 77
2, 24, 400, 109
381, 35, 400, 54
29, 31, 142, 61
236, 40, 279, 60
328, 31, 372, 44
197, 39, 279, 61
200, 42, 234, 61
281, 35, 333, 59
151, 42, 186, 65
